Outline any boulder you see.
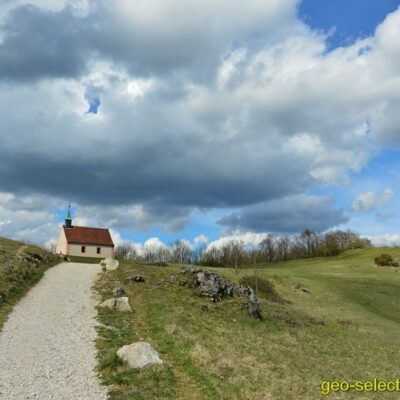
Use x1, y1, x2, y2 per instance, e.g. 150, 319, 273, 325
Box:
112, 287, 126, 297
99, 297, 132, 312
126, 275, 145, 283
180, 267, 262, 320
105, 258, 119, 271
117, 342, 163, 368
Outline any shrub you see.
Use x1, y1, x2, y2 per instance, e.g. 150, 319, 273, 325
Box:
239, 275, 285, 303
374, 254, 395, 266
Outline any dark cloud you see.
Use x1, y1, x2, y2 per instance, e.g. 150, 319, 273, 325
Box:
0, 144, 315, 209
0, 0, 298, 81
0, 5, 89, 81
0, 1, 399, 242
217, 195, 349, 233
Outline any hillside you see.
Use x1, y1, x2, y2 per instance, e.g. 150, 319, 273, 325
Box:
0, 236, 60, 330
96, 248, 400, 400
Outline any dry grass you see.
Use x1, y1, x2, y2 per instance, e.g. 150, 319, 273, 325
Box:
0, 236, 61, 330
95, 248, 400, 399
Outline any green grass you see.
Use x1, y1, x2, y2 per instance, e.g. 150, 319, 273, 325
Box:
0, 236, 61, 330
95, 248, 400, 399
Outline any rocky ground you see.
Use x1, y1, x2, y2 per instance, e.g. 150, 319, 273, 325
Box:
179, 266, 263, 319
0, 262, 107, 400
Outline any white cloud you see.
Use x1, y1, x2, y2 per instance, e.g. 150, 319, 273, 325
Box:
0, 2, 400, 243
368, 234, 400, 247
353, 188, 395, 212
109, 229, 124, 247
143, 237, 168, 249
207, 232, 269, 250
0, 192, 62, 244
193, 234, 209, 245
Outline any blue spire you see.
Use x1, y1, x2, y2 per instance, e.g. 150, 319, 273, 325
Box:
66, 204, 72, 220
65, 204, 72, 228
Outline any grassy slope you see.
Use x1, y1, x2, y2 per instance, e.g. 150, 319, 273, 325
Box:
0, 236, 61, 330
95, 248, 400, 399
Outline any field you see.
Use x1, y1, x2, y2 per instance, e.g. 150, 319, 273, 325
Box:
0, 236, 61, 330
95, 248, 400, 399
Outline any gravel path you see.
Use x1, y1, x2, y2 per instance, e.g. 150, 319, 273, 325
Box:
0, 262, 108, 400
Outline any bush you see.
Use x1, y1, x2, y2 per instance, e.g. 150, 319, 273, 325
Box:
374, 254, 396, 266
239, 275, 285, 303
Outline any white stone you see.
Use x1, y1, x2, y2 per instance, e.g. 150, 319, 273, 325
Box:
117, 342, 163, 369
105, 258, 119, 271
99, 297, 132, 312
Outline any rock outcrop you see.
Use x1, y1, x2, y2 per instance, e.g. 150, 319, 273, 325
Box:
126, 275, 145, 283
180, 267, 262, 320
99, 297, 132, 312
117, 342, 163, 368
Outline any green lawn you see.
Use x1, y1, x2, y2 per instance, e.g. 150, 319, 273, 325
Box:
95, 248, 400, 399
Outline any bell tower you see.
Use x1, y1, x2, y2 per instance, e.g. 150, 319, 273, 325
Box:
65, 204, 72, 228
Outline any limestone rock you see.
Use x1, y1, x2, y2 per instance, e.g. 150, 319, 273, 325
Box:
180, 267, 262, 320
99, 297, 132, 312
105, 258, 119, 271
126, 275, 145, 283
117, 342, 163, 368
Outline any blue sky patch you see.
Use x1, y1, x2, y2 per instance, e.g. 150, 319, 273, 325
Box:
85, 93, 101, 114
299, 0, 400, 49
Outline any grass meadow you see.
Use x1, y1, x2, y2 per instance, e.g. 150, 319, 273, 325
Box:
95, 247, 400, 399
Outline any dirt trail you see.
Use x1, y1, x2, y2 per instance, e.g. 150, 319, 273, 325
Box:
0, 262, 107, 400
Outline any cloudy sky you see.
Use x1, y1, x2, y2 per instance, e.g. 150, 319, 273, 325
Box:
0, 0, 400, 248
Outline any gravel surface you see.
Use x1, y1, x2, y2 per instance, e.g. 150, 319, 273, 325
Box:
0, 262, 108, 400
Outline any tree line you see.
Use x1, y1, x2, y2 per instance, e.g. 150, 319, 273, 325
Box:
115, 229, 372, 269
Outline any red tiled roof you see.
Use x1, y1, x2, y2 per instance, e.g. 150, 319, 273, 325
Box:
63, 226, 114, 246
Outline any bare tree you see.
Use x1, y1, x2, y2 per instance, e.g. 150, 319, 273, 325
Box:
115, 243, 139, 260
259, 234, 275, 262
171, 240, 193, 264
193, 242, 207, 264
228, 239, 245, 276
143, 242, 171, 263
276, 236, 290, 262
115, 243, 131, 259
199, 246, 222, 267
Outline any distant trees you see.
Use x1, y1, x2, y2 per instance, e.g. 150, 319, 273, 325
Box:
259, 234, 275, 263
114, 229, 372, 267
198, 229, 371, 267
114, 239, 193, 264
143, 242, 170, 263
227, 239, 245, 275
275, 236, 290, 262
114, 243, 138, 260
170, 240, 192, 264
